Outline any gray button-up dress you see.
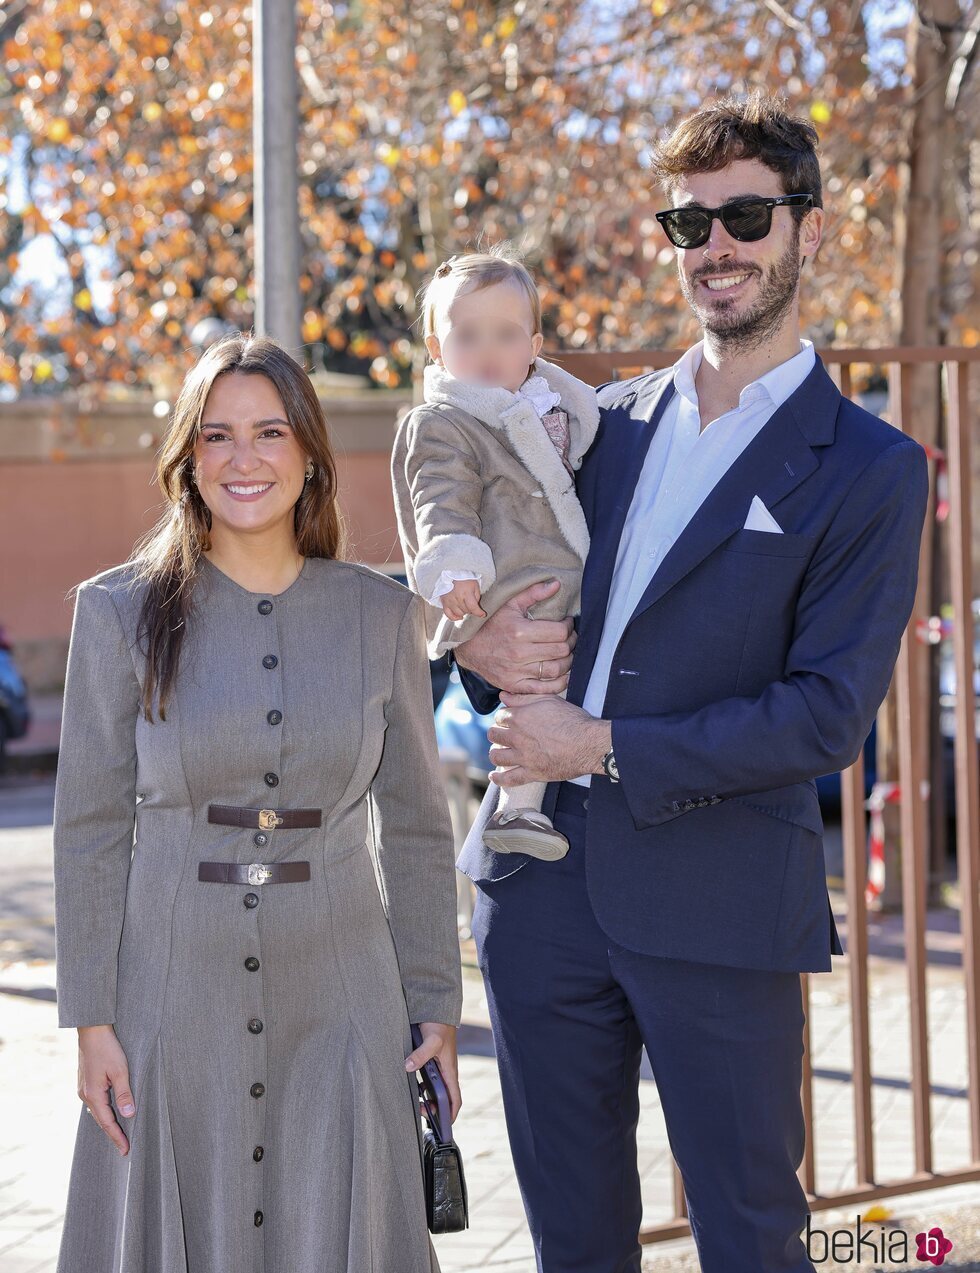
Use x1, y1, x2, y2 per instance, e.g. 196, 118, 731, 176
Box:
52, 554, 463, 1273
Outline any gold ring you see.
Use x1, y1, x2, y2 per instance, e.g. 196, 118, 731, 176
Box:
538, 661, 544, 680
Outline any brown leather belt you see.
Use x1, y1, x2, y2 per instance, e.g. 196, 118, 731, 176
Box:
198, 861, 311, 886
207, 804, 322, 830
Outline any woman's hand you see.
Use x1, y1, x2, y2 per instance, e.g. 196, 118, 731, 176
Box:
77, 1024, 136, 1155
405, 1022, 462, 1123
453, 579, 575, 694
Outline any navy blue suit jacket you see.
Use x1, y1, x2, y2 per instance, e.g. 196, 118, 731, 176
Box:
455, 356, 929, 973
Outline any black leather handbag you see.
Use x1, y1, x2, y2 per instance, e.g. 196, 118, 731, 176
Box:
411, 1025, 469, 1233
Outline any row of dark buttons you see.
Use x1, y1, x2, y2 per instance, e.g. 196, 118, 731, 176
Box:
250, 1076, 266, 1227
672, 795, 724, 812
242, 811, 266, 1237
252, 591, 276, 1221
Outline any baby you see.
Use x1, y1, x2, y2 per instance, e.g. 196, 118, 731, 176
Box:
390, 243, 599, 862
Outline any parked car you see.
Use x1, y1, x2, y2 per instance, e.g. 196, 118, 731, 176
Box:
0, 625, 30, 770
434, 673, 496, 772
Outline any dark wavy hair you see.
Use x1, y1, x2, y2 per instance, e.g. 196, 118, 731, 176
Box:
125, 332, 346, 721
649, 90, 823, 216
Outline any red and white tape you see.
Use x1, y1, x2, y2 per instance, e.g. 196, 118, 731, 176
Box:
865, 781, 901, 904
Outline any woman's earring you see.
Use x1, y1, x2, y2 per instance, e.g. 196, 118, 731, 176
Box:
305, 460, 315, 482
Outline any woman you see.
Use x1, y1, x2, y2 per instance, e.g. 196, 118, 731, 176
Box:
53, 332, 462, 1273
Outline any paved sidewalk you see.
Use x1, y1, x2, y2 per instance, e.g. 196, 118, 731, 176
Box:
3, 776, 980, 1271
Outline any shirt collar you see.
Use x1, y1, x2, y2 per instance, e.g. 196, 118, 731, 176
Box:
517, 373, 563, 418
673, 339, 816, 413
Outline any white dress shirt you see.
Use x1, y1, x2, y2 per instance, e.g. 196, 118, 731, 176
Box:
570, 338, 815, 786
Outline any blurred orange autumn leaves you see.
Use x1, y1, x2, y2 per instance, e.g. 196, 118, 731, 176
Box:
0, 0, 976, 398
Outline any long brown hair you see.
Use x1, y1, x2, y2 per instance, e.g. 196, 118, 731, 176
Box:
128, 332, 346, 721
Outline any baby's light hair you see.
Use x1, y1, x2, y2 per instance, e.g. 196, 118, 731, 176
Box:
419, 241, 542, 343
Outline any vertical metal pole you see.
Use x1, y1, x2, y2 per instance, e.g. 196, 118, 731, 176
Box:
253, 0, 302, 353
945, 360, 980, 1161
890, 360, 934, 1175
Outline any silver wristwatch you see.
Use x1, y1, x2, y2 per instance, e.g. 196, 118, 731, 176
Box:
601, 748, 620, 783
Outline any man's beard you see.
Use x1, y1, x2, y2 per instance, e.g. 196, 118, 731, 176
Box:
681, 229, 802, 352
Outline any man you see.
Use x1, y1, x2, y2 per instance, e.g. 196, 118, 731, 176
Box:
450, 93, 929, 1273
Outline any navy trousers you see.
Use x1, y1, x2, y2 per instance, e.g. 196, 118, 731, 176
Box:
471, 781, 816, 1273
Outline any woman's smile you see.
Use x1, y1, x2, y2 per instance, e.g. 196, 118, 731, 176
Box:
221, 480, 275, 501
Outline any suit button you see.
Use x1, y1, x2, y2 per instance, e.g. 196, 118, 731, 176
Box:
250, 1082, 265, 1098
254, 832, 268, 847
253, 1145, 264, 1162
244, 893, 259, 909
262, 654, 278, 669
264, 772, 279, 787
254, 1210, 264, 1226
244, 957, 260, 971
582, 798, 590, 811
257, 600, 273, 615
267, 710, 282, 725
248, 1018, 264, 1034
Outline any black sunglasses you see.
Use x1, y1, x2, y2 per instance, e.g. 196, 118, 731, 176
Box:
655, 193, 815, 249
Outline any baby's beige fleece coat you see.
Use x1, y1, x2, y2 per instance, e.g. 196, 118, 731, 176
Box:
391, 356, 601, 659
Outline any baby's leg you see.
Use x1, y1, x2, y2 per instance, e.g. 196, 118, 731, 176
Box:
483, 688, 571, 862
496, 777, 548, 817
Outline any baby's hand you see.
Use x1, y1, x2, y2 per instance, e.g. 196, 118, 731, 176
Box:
441, 578, 487, 622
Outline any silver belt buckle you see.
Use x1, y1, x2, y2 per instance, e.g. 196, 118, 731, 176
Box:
247, 862, 273, 886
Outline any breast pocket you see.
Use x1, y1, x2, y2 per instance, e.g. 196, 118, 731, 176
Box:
722, 528, 816, 558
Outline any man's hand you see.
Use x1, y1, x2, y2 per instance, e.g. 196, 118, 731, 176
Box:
487, 695, 612, 785
453, 579, 576, 695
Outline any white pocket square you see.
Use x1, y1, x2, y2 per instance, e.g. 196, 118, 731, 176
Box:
743, 495, 784, 533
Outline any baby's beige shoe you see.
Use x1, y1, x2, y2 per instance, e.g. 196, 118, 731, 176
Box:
482, 808, 570, 861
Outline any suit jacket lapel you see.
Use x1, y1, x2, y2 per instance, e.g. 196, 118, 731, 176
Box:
569, 357, 840, 708
624, 362, 839, 627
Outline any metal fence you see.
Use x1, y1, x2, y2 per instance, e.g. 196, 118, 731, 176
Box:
546, 345, 980, 1241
